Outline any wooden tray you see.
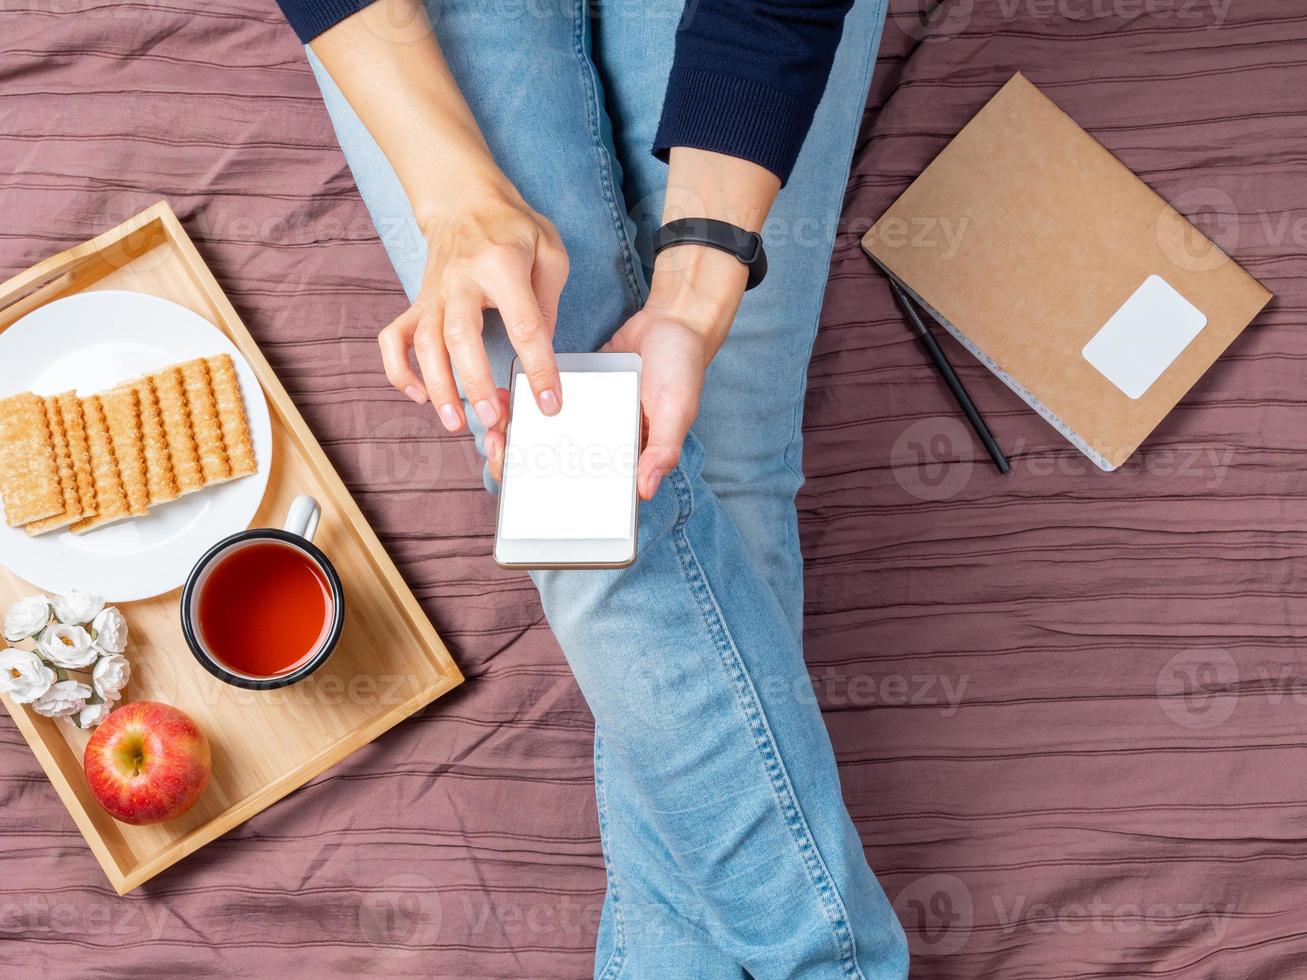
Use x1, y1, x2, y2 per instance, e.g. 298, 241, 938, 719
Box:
0, 202, 463, 894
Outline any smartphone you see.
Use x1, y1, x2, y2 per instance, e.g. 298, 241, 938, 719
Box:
493, 352, 642, 569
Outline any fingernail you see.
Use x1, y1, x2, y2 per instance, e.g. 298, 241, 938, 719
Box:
647, 471, 663, 498
539, 388, 560, 416
404, 385, 427, 405
474, 399, 498, 427
438, 403, 462, 430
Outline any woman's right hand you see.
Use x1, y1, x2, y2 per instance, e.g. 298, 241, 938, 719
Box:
379, 183, 569, 467
309, 2, 567, 470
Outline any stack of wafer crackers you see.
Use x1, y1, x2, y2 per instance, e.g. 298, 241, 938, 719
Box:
0, 355, 256, 535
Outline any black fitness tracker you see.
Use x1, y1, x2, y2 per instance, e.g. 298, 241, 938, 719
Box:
652, 218, 768, 290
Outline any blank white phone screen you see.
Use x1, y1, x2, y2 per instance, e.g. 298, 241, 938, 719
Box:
499, 371, 639, 540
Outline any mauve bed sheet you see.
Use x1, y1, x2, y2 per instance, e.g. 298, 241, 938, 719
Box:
2, 1, 1305, 977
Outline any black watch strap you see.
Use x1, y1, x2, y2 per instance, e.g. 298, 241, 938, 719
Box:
651, 218, 768, 290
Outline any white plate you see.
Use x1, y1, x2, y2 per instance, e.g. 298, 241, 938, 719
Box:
0, 291, 273, 601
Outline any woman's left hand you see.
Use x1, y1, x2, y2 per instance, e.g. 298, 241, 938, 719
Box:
602, 244, 749, 500
601, 308, 712, 500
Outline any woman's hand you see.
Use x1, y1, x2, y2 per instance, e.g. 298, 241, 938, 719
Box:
309, 3, 567, 457
604, 244, 749, 500
603, 309, 710, 501
604, 147, 779, 500
380, 187, 569, 441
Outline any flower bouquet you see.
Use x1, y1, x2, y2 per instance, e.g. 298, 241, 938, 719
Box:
1, 591, 131, 728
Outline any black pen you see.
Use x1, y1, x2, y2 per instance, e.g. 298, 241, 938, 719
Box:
887, 277, 1010, 474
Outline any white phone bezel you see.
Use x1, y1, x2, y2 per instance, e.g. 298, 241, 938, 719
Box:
493, 352, 642, 569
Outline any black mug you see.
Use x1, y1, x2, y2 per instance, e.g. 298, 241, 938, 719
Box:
181, 496, 345, 690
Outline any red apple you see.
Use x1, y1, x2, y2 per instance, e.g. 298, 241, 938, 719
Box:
83, 701, 211, 825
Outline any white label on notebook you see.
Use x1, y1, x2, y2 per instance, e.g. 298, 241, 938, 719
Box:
1082, 275, 1208, 400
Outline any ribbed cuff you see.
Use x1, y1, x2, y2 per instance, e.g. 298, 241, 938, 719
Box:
278, 0, 374, 43
653, 67, 811, 186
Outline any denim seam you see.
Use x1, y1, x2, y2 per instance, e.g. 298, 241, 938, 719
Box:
780, 0, 890, 487
666, 466, 864, 980
572, 0, 646, 313
593, 732, 627, 980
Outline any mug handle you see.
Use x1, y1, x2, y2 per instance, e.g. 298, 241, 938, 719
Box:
284, 495, 321, 542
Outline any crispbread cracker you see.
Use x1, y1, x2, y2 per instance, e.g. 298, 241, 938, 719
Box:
124, 376, 178, 505
178, 358, 231, 485
71, 396, 131, 533
206, 355, 257, 479
25, 396, 83, 535
101, 387, 149, 517
8, 353, 258, 535
153, 367, 204, 494
45, 397, 79, 518
56, 392, 96, 519
0, 392, 62, 527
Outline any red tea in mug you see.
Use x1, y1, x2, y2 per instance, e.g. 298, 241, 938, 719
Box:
197, 541, 332, 677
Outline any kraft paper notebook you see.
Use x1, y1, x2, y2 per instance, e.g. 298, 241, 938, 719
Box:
862, 73, 1272, 470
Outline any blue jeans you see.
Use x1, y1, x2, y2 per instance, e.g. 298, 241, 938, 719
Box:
308, 1, 906, 976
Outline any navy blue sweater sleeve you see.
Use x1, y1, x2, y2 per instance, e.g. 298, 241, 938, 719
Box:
274, 0, 853, 185
653, 0, 854, 184
275, 0, 370, 43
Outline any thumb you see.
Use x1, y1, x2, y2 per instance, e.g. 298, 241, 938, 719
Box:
599, 327, 635, 356
638, 384, 698, 500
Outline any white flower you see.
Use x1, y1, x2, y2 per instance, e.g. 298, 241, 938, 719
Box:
38, 624, 98, 669
74, 700, 114, 728
0, 648, 57, 704
4, 596, 51, 641
91, 607, 129, 654
31, 679, 92, 718
92, 655, 131, 702
52, 591, 104, 626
